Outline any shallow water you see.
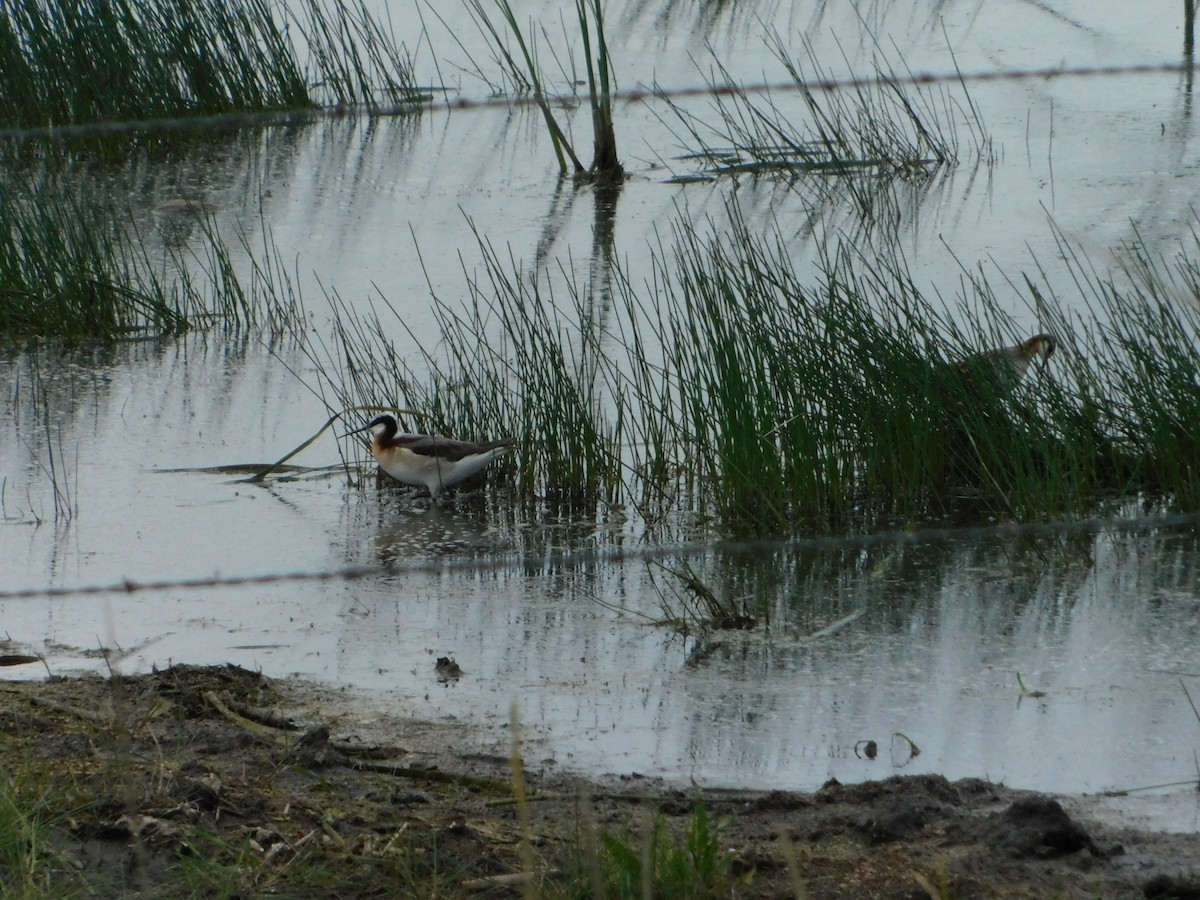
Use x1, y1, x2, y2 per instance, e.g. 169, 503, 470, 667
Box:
4, 338, 1199, 831
4, 0, 1200, 832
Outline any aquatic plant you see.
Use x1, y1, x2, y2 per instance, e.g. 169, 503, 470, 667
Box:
1060, 225, 1200, 511
0, 175, 304, 341
648, 560, 756, 632
0, 180, 184, 339
0, 0, 414, 336
0, 0, 419, 131
17, 353, 78, 524
656, 32, 988, 233
664, 42, 951, 171
614, 204, 1160, 532
296, 0, 424, 111
314, 197, 1200, 536
463, 0, 622, 180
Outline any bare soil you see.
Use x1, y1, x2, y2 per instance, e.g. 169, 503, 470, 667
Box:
1, 664, 1198, 898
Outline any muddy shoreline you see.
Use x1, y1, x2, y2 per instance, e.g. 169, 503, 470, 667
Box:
1, 664, 1197, 898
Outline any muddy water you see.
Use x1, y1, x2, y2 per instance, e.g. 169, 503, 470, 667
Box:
3, 1, 1200, 831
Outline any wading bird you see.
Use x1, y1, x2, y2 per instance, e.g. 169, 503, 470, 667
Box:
953, 333, 1057, 388
348, 414, 516, 499
937, 333, 1058, 489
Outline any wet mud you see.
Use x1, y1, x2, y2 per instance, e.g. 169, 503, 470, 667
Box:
1, 664, 1197, 897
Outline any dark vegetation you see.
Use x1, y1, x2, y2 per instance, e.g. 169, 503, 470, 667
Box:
0, 0, 419, 129
463, 0, 622, 180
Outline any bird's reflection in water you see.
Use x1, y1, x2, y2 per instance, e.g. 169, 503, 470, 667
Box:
372, 501, 508, 566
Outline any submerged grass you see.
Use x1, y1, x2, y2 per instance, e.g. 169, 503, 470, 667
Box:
648, 560, 757, 632
315, 197, 1200, 536
659, 32, 986, 191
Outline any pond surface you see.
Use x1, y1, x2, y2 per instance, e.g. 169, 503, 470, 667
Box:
3, 0, 1200, 832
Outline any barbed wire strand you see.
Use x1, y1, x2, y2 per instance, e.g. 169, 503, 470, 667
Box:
2, 508, 1198, 602
0, 59, 1194, 144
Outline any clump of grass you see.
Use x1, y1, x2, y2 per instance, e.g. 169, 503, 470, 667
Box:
656, 32, 989, 240
1, 0, 310, 127
186, 201, 311, 338
0, 766, 86, 897
464, 0, 622, 180
585, 801, 747, 898
0, 174, 306, 341
0, 179, 187, 339
315, 198, 1200, 535
648, 560, 757, 632
1057, 224, 1200, 511
619, 205, 1148, 532
0, 0, 420, 131
295, 0, 424, 112
312, 221, 622, 506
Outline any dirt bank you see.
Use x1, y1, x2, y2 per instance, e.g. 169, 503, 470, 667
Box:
0, 664, 1197, 897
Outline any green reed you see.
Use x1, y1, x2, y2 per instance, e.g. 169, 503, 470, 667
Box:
315, 200, 1200, 534
0, 174, 304, 341
0, 0, 418, 130
0, 181, 183, 339
578, 801, 745, 898
0, 0, 416, 337
296, 0, 423, 111
1, 0, 308, 126
658, 32, 988, 236
1045, 223, 1200, 510
464, 0, 622, 179
616, 205, 1129, 532
661, 32, 984, 176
